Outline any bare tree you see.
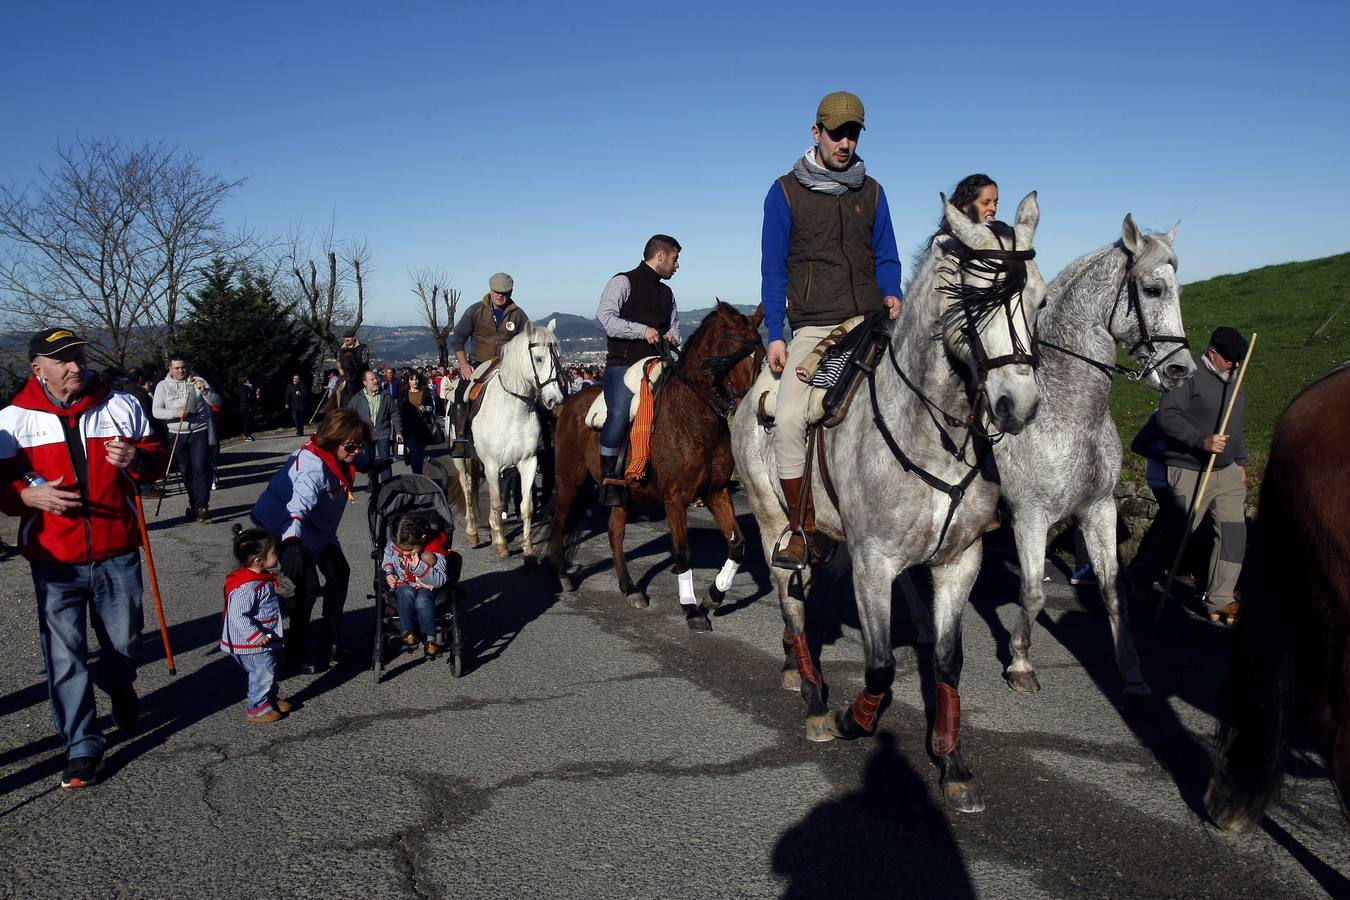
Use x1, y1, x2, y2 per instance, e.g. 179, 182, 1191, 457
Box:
0, 139, 248, 366
287, 225, 371, 362
411, 268, 459, 367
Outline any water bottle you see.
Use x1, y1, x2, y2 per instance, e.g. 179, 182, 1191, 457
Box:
22, 472, 47, 488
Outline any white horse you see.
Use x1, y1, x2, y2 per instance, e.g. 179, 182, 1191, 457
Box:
733, 193, 1045, 812
451, 320, 566, 559
995, 216, 1192, 708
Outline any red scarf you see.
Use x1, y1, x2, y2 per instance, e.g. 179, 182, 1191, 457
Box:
299, 438, 355, 492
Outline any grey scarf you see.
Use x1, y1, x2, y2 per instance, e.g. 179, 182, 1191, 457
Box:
792, 147, 867, 195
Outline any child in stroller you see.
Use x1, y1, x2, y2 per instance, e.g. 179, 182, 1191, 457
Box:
369, 473, 465, 679
382, 514, 448, 657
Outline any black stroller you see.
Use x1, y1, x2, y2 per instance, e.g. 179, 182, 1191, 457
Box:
368, 473, 465, 681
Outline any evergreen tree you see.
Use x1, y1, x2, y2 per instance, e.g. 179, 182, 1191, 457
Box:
175, 258, 320, 436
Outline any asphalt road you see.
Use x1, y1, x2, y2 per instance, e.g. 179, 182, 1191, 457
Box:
0, 431, 1345, 899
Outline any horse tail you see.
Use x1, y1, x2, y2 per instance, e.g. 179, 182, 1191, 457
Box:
1206, 461, 1299, 831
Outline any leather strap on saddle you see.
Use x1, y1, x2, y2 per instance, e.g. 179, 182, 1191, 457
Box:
624, 358, 663, 481
933, 682, 961, 756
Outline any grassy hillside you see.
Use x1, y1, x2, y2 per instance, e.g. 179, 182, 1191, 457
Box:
1110, 252, 1350, 498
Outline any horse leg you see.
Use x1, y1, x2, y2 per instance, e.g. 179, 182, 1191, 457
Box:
930, 540, 985, 813
664, 500, 712, 632
829, 542, 899, 742
454, 459, 483, 549
517, 454, 540, 561
484, 460, 509, 559
702, 485, 744, 611
608, 506, 646, 609
1006, 509, 1049, 693
1081, 498, 1151, 712
549, 475, 580, 593
899, 570, 934, 645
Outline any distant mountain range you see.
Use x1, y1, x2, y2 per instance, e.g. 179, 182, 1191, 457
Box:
359, 303, 759, 365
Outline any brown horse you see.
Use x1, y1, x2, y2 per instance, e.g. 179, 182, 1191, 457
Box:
547, 302, 765, 631
1206, 362, 1350, 831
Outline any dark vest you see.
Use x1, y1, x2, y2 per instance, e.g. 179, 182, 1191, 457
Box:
469, 297, 529, 363
779, 173, 884, 329
607, 263, 674, 366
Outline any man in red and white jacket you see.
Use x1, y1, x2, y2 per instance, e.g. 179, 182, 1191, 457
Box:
0, 328, 168, 789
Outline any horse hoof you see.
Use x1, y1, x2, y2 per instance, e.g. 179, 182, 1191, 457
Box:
942, 779, 985, 814
705, 583, 726, 610
558, 572, 577, 593
625, 592, 649, 609
685, 607, 713, 632
781, 667, 802, 692
494, 544, 510, 560
1005, 668, 1041, 694
471, 538, 488, 550
1204, 779, 1256, 833
804, 714, 836, 743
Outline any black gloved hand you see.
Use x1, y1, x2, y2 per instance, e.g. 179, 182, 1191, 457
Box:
280, 541, 305, 582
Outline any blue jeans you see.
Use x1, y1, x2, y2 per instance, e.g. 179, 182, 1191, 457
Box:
175, 428, 211, 510
405, 433, 427, 475
30, 551, 144, 761
600, 365, 633, 456
366, 437, 392, 488
393, 585, 436, 639
234, 650, 280, 715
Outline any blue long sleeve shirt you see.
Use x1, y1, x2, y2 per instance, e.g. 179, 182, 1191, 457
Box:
760, 180, 903, 344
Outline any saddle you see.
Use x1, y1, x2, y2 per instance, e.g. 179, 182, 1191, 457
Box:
583, 357, 666, 429
454, 359, 502, 445
756, 311, 889, 432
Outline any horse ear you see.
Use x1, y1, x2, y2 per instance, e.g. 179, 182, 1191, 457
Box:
941, 192, 991, 250
546, 318, 557, 333
750, 303, 764, 330
1121, 213, 1142, 255
1013, 191, 1039, 247
1166, 220, 1180, 243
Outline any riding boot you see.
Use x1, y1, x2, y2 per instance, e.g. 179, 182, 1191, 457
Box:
450, 401, 471, 458
599, 455, 626, 508
773, 476, 809, 570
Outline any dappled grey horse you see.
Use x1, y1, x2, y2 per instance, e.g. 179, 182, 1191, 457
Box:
996, 216, 1192, 708
733, 193, 1045, 812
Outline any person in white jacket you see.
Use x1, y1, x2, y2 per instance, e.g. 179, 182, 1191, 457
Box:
151, 355, 220, 523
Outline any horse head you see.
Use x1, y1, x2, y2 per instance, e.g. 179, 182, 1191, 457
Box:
682, 301, 766, 415
935, 191, 1045, 434
1116, 214, 1195, 391
519, 318, 566, 411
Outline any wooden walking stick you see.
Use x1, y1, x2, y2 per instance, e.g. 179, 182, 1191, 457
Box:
1155, 332, 1258, 622
152, 424, 183, 518
133, 492, 177, 675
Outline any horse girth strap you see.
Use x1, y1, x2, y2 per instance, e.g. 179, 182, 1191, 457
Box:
814, 427, 841, 512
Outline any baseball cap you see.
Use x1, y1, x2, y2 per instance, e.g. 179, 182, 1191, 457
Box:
1209, 327, 1248, 363
489, 272, 514, 293
29, 327, 89, 360
816, 91, 865, 130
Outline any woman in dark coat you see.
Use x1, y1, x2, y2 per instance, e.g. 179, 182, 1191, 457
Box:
398, 369, 437, 475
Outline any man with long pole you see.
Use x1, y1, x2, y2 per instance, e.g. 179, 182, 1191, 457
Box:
1130, 327, 1253, 625
0, 328, 169, 789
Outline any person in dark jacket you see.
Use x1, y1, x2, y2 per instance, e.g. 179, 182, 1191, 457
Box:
594, 235, 682, 506
284, 374, 310, 436
397, 369, 436, 475
761, 91, 902, 568
1128, 326, 1249, 623
346, 369, 403, 488
238, 375, 261, 441
0, 328, 169, 789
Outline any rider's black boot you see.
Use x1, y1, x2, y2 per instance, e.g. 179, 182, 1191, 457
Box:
599, 455, 626, 508
449, 401, 471, 458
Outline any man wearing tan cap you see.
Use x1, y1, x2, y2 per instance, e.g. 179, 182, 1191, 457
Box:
761, 90, 902, 569
447, 272, 531, 457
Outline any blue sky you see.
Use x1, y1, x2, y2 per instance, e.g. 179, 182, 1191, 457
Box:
4, 1, 1347, 327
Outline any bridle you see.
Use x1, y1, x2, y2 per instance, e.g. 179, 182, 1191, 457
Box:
1040, 249, 1189, 382
658, 329, 763, 423
499, 334, 568, 408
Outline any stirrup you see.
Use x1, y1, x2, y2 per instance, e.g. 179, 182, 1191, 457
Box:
771, 524, 810, 571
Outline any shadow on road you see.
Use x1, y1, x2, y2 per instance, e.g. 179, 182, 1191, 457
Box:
773, 730, 974, 899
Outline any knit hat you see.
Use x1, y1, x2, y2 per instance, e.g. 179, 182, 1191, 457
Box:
1208, 327, 1248, 363
816, 91, 866, 130
29, 327, 89, 360
489, 272, 514, 293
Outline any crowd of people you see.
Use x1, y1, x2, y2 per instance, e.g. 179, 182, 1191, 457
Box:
0, 89, 1257, 794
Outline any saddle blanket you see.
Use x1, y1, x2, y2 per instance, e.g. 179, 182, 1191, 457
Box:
583, 357, 665, 428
